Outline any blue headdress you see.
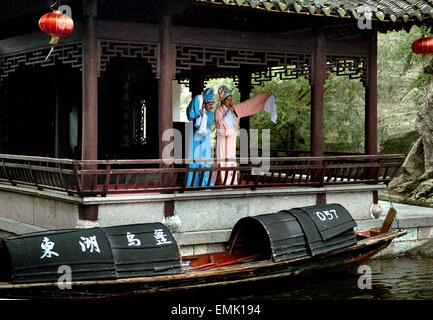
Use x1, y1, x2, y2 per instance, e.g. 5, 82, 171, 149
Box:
202, 88, 215, 103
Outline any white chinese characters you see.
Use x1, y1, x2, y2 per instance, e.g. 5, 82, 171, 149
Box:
79, 236, 101, 253
40, 237, 59, 259
154, 229, 172, 245
126, 232, 141, 247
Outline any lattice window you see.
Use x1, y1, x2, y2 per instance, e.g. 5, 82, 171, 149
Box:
326, 56, 367, 85
175, 45, 311, 86
99, 41, 159, 76
176, 45, 310, 70
0, 0, 38, 11
0, 42, 82, 82
252, 64, 311, 86
179, 74, 239, 89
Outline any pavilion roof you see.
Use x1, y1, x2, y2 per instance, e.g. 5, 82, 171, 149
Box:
196, 0, 433, 24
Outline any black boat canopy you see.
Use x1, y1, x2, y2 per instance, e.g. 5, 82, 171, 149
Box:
228, 203, 357, 262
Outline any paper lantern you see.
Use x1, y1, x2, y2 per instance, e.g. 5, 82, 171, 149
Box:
412, 37, 433, 55
38, 11, 74, 46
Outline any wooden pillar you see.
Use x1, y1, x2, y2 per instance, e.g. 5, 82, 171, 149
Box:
373, 190, 379, 204
158, 14, 174, 160
79, 205, 98, 221
189, 67, 204, 97
80, 0, 99, 221
310, 26, 326, 157
311, 25, 326, 205
0, 86, 4, 152
81, 0, 98, 161
239, 66, 252, 160
54, 72, 62, 158
158, 13, 175, 218
365, 30, 378, 155
239, 65, 252, 133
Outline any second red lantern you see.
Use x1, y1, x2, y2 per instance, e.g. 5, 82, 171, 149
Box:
412, 36, 433, 55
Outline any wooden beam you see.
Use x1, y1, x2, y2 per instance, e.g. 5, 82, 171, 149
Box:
54, 73, 61, 158
158, 14, 174, 160
81, 0, 98, 161
96, 21, 159, 43
0, 20, 368, 57
164, 200, 175, 218
189, 67, 204, 97
310, 26, 326, 157
0, 25, 83, 55
365, 30, 378, 155
239, 65, 252, 156
79, 204, 98, 221
171, 25, 314, 54
0, 86, 4, 152
316, 193, 327, 205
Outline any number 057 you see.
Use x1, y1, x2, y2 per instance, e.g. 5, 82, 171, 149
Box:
315, 209, 339, 221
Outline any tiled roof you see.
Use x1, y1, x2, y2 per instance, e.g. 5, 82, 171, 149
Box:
196, 0, 433, 23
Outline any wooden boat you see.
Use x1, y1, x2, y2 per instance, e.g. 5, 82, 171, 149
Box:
0, 204, 405, 300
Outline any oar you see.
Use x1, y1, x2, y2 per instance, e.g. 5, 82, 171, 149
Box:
379, 207, 397, 234
380, 186, 397, 234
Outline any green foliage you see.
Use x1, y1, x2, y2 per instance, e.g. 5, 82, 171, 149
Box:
380, 130, 420, 154
377, 26, 432, 152
251, 79, 311, 152
248, 74, 365, 153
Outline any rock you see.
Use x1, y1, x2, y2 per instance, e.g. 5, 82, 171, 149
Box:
416, 82, 433, 169
389, 137, 424, 191
411, 179, 433, 201
389, 78, 433, 201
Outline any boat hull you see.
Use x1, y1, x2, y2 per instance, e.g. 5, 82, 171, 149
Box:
0, 230, 405, 300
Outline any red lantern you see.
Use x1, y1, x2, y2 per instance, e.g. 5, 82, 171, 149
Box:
38, 11, 74, 46
412, 37, 433, 55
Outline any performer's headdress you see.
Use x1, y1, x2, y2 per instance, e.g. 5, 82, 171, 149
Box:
203, 88, 215, 103
218, 85, 232, 102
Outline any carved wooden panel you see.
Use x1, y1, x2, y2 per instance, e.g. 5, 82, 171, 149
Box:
252, 58, 311, 86
176, 45, 311, 86
326, 56, 367, 85
99, 41, 159, 76
0, 42, 82, 82
176, 45, 309, 70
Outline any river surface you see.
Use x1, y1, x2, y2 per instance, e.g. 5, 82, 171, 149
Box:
223, 256, 433, 300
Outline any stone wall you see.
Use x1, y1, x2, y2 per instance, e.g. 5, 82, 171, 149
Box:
0, 230, 15, 237
0, 184, 382, 255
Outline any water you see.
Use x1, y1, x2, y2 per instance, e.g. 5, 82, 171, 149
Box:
227, 256, 433, 300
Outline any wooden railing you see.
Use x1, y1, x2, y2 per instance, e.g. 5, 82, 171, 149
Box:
0, 154, 405, 197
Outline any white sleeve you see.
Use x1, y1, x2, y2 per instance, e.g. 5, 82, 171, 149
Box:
264, 95, 278, 124
197, 111, 208, 135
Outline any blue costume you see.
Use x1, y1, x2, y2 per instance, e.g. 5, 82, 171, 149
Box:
186, 88, 215, 187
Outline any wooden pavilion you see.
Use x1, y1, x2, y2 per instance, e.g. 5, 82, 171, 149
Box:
0, 0, 427, 251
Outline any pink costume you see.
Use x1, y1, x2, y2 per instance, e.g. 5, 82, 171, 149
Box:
215, 92, 272, 185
